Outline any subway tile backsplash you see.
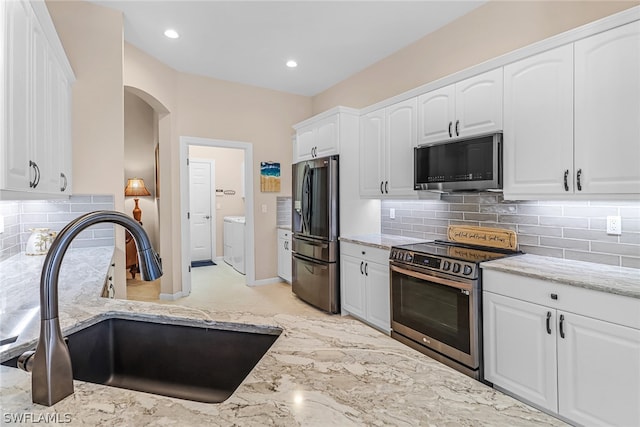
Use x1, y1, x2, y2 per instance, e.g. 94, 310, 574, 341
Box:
0, 195, 115, 262
277, 196, 292, 227
381, 194, 640, 269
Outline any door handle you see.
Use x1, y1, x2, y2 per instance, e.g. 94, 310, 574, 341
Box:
455, 119, 460, 137
364, 262, 368, 276
563, 170, 569, 192
60, 172, 68, 192
559, 314, 565, 338
546, 311, 552, 334
576, 169, 583, 191
384, 181, 388, 194
205, 215, 211, 219
380, 181, 384, 194
448, 121, 452, 138
360, 261, 364, 275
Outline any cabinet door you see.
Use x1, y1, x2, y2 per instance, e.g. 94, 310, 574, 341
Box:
385, 98, 417, 197
315, 114, 339, 158
53, 63, 72, 194
364, 261, 390, 333
295, 125, 315, 162
359, 109, 385, 197
4, 0, 33, 191
455, 68, 503, 138
503, 45, 574, 197
575, 21, 640, 194
483, 292, 558, 412
340, 254, 366, 318
417, 85, 455, 145
557, 312, 640, 426
32, 22, 57, 193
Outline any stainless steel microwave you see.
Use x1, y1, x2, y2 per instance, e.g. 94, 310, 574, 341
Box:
414, 133, 502, 192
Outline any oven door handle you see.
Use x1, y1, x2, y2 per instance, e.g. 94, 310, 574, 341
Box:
390, 264, 473, 291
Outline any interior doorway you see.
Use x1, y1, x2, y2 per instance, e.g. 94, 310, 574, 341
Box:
180, 136, 255, 296
189, 158, 216, 264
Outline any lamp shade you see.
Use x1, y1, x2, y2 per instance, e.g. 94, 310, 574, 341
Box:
124, 178, 151, 197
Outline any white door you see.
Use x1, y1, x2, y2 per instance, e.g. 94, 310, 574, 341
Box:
340, 255, 366, 318
386, 98, 417, 197
359, 109, 385, 197
417, 85, 455, 145
364, 260, 390, 333
483, 292, 558, 412
557, 312, 640, 427
189, 160, 215, 262
455, 68, 503, 138
574, 21, 640, 194
503, 45, 574, 196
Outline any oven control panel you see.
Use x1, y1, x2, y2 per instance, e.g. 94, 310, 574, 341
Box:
389, 249, 477, 279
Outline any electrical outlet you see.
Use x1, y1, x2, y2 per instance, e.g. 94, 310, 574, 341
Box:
390, 208, 396, 219
261, 204, 267, 213
606, 215, 621, 235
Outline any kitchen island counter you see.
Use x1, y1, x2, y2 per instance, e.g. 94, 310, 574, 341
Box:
0, 249, 564, 426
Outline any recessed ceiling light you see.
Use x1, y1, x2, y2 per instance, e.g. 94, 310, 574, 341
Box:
164, 29, 180, 39
286, 60, 298, 68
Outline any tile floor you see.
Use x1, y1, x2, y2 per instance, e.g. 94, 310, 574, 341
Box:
126, 260, 326, 317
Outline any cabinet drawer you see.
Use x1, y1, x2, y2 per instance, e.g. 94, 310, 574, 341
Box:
277, 228, 291, 240
483, 269, 640, 329
341, 242, 389, 265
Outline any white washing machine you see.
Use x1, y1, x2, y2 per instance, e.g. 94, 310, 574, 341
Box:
223, 216, 245, 274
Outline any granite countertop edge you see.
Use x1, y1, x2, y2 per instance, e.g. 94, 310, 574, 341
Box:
482, 253, 640, 299
339, 233, 427, 250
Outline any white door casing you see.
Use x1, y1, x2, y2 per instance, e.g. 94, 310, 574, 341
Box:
189, 159, 215, 262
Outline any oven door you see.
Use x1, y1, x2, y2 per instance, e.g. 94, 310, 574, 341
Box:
390, 263, 479, 369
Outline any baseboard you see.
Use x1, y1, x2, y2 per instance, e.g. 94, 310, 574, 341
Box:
159, 291, 184, 301
249, 276, 287, 287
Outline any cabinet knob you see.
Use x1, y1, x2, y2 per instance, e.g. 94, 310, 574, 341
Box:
550, 293, 558, 300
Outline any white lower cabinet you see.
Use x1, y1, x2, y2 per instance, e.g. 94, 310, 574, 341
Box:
340, 242, 390, 333
277, 229, 292, 283
483, 269, 640, 426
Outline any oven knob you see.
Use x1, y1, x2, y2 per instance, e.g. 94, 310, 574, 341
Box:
442, 260, 451, 271
390, 250, 396, 259
452, 263, 461, 273
463, 265, 473, 275
405, 253, 413, 262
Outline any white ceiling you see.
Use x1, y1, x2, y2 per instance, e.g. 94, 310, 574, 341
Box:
91, 1, 486, 96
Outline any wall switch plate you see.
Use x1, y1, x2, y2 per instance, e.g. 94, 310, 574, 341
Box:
261, 204, 267, 213
390, 208, 396, 219
606, 215, 621, 235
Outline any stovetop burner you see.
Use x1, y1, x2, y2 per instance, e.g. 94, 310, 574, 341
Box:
390, 239, 523, 279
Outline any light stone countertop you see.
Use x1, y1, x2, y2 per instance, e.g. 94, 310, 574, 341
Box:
0, 247, 565, 426
339, 234, 427, 250
482, 253, 640, 299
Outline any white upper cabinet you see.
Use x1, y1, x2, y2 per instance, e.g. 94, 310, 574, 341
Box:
503, 45, 574, 196
1, 0, 74, 198
418, 68, 503, 145
360, 98, 417, 198
294, 114, 339, 162
574, 21, 640, 195
504, 21, 640, 199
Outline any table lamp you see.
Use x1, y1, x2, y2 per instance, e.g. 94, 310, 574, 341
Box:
124, 178, 151, 224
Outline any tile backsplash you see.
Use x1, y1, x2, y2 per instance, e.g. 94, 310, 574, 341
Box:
0, 195, 115, 262
381, 194, 640, 269
277, 196, 292, 227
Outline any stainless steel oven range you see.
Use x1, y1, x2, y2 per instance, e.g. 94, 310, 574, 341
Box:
389, 241, 521, 381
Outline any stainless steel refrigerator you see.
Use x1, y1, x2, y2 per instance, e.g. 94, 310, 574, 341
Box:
291, 155, 339, 313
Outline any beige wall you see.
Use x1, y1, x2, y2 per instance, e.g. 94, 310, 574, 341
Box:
176, 73, 310, 280
312, 1, 640, 113
124, 90, 159, 250
46, 0, 128, 297
188, 146, 246, 257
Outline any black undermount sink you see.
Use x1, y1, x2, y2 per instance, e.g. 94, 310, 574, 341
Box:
3, 317, 281, 403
